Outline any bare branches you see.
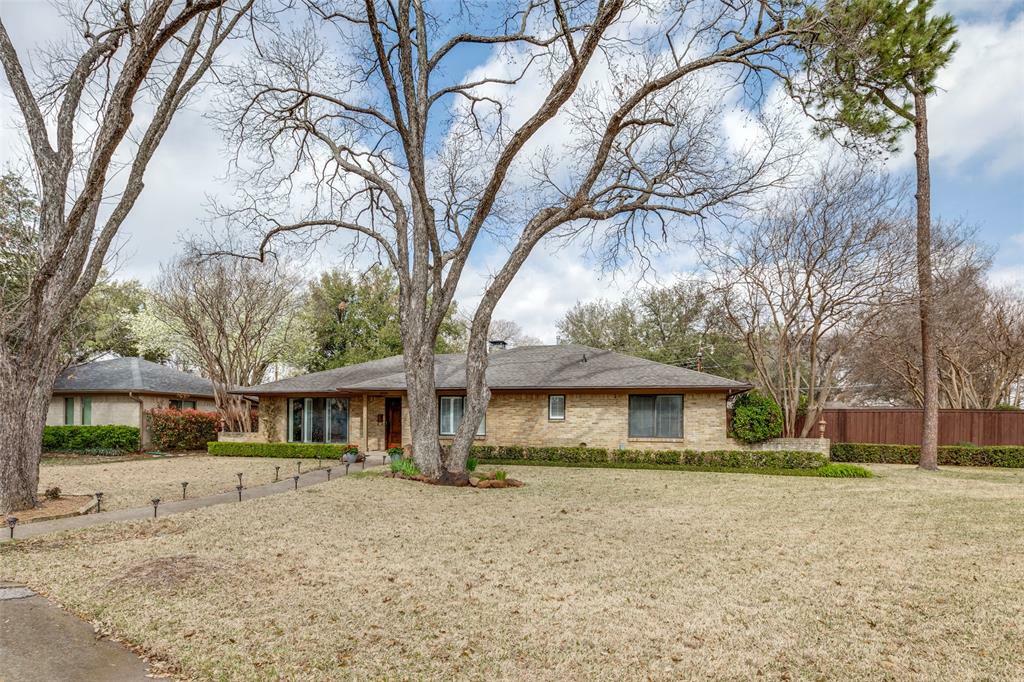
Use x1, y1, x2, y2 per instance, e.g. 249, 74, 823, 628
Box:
213, 0, 825, 477
150, 249, 302, 430
704, 155, 915, 436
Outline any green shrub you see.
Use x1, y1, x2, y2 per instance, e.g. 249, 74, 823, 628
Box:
149, 408, 220, 451
493, 469, 507, 481
816, 463, 873, 478
392, 458, 420, 477
207, 441, 356, 458
831, 443, 1024, 468
466, 456, 478, 472
468, 444, 827, 470
42, 425, 140, 452
730, 391, 784, 444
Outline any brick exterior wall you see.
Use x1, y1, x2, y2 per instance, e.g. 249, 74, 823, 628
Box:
258, 395, 411, 451
253, 391, 830, 454
447, 391, 736, 451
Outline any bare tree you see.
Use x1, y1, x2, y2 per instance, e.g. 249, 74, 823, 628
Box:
706, 158, 915, 436
487, 319, 543, 347
150, 251, 301, 431
0, 0, 255, 512
215, 0, 819, 482
842, 252, 1024, 410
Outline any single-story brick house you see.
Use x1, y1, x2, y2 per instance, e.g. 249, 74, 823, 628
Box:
48, 357, 218, 446
235, 344, 756, 452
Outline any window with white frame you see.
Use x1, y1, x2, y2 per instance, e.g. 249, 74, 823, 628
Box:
548, 394, 565, 421
438, 396, 485, 436
288, 397, 349, 443
628, 395, 683, 438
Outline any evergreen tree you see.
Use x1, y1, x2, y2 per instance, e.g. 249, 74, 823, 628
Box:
800, 0, 957, 469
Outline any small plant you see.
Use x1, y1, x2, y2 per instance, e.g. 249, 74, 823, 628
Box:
816, 463, 873, 478
394, 458, 420, 477
466, 456, 477, 472
493, 469, 507, 481
44, 486, 62, 500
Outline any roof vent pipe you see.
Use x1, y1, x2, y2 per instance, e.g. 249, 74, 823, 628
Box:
488, 340, 508, 353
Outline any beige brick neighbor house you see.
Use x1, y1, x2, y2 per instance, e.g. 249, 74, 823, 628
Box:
236, 345, 754, 452
48, 357, 218, 446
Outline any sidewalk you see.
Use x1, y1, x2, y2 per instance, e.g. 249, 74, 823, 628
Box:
0, 582, 151, 681
3, 460, 379, 543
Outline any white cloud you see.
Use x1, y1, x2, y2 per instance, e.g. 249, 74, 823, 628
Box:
889, 14, 1024, 175
455, 236, 700, 343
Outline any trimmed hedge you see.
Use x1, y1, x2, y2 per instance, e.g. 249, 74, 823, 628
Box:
468, 444, 828, 469
473, 459, 871, 478
207, 441, 359, 458
831, 443, 1024, 468
42, 425, 140, 452
149, 409, 220, 451
730, 391, 784, 444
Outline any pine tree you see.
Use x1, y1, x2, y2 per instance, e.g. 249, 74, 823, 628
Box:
801, 0, 958, 470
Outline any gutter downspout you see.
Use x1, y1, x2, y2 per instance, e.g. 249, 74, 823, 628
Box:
128, 392, 146, 451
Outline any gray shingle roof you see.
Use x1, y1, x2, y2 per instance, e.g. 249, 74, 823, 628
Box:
240, 345, 750, 394
53, 357, 215, 397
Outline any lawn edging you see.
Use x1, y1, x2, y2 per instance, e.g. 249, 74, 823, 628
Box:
476, 458, 870, 478
831, 443, 1024, 467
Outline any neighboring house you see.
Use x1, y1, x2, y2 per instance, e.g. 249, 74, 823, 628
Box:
48, 357, 218, 446
236, 344, 753, 452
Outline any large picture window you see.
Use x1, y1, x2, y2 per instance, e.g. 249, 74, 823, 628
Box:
288, 398, 349, 443
64, 397, 75, 425
628, 395, 683, 439
438, 396, 485, 436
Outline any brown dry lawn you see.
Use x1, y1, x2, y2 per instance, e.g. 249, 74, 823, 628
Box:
3, 464, 1023, 681
38, 455, 321, 511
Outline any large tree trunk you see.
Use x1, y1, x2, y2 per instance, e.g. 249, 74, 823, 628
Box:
0, 353, 61, 513
914, 92, 939, 471
404, 344, 445, 480
447, 328, 491, 479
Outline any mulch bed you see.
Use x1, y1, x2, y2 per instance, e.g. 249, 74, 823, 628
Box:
392, 471, 524, 488
12, 495, 95, 523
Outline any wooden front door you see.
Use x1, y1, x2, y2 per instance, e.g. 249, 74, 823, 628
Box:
385, 397, 402, 449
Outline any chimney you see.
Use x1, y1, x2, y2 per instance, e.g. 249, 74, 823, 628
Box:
488, 340, 508, 353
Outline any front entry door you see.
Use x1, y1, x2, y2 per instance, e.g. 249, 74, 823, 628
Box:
385, 397, 402, 449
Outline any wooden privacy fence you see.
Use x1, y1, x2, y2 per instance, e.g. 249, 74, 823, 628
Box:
805, 409, 1024, 446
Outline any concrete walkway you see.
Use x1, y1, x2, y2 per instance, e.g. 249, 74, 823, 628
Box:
3, 458, 384, 543
1, 582, 151, 681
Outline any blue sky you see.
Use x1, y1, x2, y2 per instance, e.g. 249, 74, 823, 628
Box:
1, 0, 1022, 340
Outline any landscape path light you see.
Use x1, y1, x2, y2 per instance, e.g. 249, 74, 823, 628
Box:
236, 485, 244, 502
94, 491, 104, 513
296, 461, 302, 475
274, 465, 281, 482
5, 516, 17, 539
181, 481, 189, 500
151, 498, 161, 518
236, 472, 244, 487
292, 475, 300, 490
326, 467, 332, 481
